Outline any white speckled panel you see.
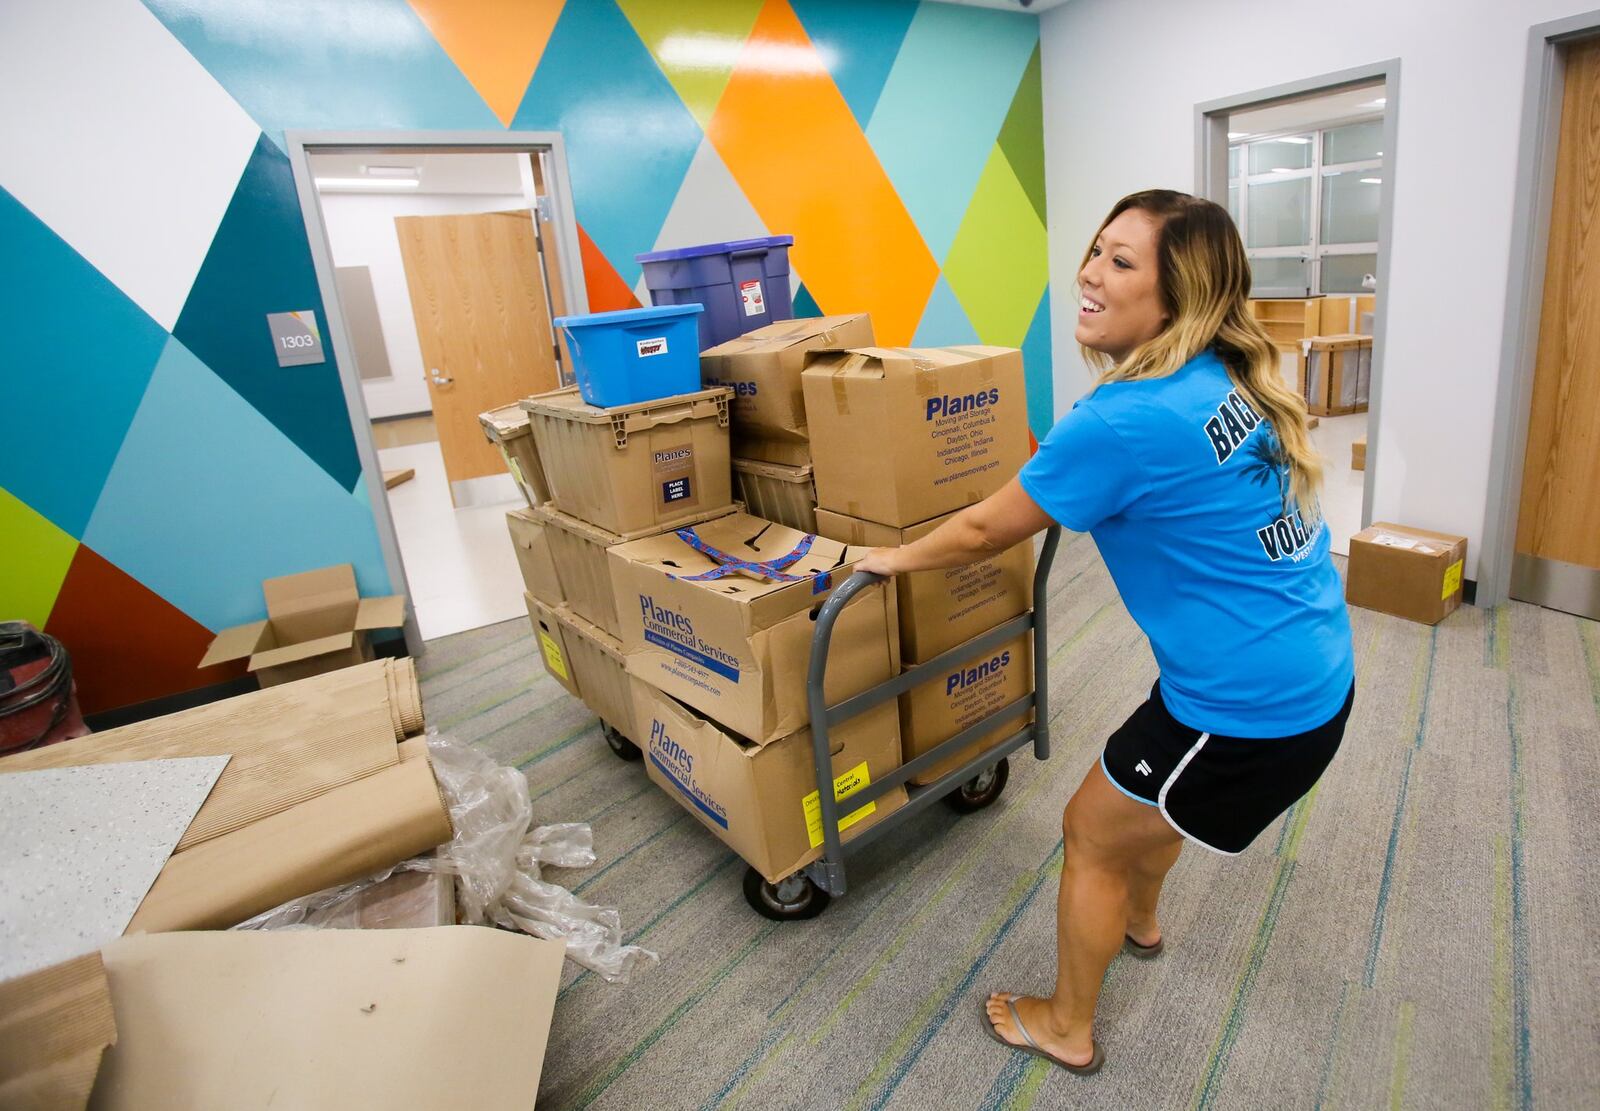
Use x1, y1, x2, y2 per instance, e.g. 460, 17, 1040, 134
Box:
0, 755, 229, 980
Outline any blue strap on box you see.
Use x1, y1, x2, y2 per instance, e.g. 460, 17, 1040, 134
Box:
671, 527, 818, 583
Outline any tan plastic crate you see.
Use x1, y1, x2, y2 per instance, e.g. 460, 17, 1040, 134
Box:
479, 403, 551, 508
731, 458, 817, 535
521, 386, 733, 536
556, 606, 642, 745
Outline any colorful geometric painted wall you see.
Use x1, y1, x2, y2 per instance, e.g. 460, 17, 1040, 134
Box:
0, 0, 1050, 715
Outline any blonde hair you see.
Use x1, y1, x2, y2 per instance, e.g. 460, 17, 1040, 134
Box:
1080, 189, 1323, 521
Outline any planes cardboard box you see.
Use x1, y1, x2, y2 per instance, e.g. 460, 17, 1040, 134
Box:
1346, 523, 1467, 625
699, 314, 874, 466
198, 565, 406, 687
608, 511, 899, 745
634, 680, 906, 883
814, 506, 1032, 663
801, 346, 1030, 527
899, 628, 1033, 786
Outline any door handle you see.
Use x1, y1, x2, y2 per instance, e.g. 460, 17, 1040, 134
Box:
429, 368, 454, 386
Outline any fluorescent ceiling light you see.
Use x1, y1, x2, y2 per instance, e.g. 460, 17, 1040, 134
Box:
1363, 97, 1387, 107
658, 34, 835, 74
1228, 131, 1248, 140
1270, 167, 1296, 174
1276, 136, 1312, 145
316, 177, 420, 190
361, 165, 419, 179
1360, 177, 1382, 184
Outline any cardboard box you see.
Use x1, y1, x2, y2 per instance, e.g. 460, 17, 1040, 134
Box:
557, 606, 643, 744
609, 511, 899, 745
900, 629, 1033, 785
1346, 523, 1467, 625
634, 680, 907, 883
479, 402, 553, 508
198, 565, 406, 687
525, 593, 580, 699
1302, 334, 1371, 416
732, 458, 818, 535
700, 313, 874, 466
507, 507, 564, 607
1351, 435, 1367, 472
802, 346, 1030, 527
541, 503, 736, 640
814, 507, 1033, 663
521, 385, 733, 536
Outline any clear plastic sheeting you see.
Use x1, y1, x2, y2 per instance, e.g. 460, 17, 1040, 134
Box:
235, 733, 657, 984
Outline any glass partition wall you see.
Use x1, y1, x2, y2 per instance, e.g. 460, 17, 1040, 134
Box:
1228, 117, 1383, 297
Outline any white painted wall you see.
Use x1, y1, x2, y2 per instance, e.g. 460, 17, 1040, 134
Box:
317, 191, 531, 419
1039, 0, 1597, 581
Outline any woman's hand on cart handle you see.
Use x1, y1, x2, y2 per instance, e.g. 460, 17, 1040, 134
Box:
854, 547, 901, 576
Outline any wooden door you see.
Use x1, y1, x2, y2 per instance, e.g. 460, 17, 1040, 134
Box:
394, 210, 560, 502
1513, 36, 1600, 618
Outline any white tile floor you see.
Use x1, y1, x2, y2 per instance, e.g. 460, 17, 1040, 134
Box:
1308, 412, 1370, 556
377, 441, 526, 641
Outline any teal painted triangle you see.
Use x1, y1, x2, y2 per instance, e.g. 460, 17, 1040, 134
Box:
142, 0, 502, 151
790, 0, 919, 128
912, 275, 981, 347
1021, 286, 1054, 442
792, 283, 823, 318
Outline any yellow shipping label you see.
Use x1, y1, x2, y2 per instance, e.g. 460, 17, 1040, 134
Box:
1442, 559, 1464, 600
539, 631, 569, 680
803, 761, 876, 849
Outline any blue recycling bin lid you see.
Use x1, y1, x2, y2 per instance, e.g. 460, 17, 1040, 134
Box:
554, 303, 703, 329
636, 235, 793, 264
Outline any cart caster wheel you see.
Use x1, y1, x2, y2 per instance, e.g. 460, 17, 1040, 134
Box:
743, 866, 831, 921
943, 758, 1009, 814
602, 722, 642, 761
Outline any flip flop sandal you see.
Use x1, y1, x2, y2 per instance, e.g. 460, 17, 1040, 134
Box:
980, 996, 1105, 1076
1122, 934, 1164, 959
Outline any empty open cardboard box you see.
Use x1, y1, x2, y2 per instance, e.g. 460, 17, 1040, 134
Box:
199, 565, 407, 686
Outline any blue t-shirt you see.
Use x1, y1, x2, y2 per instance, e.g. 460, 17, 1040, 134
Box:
1019, 348, 1354, 737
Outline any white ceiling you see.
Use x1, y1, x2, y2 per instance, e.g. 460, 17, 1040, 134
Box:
308, 151, 529, 196
1228, 83, 1386, 140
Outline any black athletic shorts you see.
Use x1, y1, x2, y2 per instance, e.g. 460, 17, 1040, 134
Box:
1101, 678, 1354, 855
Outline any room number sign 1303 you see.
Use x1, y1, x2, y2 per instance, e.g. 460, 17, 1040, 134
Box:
266, 310, 326, 367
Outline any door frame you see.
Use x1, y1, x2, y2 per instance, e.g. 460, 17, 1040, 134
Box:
283, 131, 587, 656
1481, 11, 1600, 609
1195, 60, 1401, 552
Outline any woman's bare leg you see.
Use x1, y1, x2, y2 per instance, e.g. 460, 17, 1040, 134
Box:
1126, 838, 1182, 947
985, 762, 1182, 1065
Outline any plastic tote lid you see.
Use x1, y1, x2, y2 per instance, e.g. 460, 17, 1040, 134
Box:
635, 236, 794, 264
554, 303, 703, 329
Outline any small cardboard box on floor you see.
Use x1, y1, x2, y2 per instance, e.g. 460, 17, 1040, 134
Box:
633, 680, 907, 883
608, 511, 899, 745
900, 629, 1033, 785
699, 314, 874, 466
802, 346, 1030, 527
506, 507, 565, 607
814, 507, 1032, 663
521, 385, 733, 537
1346, 523, 1467, 625
199, 565, 406, 687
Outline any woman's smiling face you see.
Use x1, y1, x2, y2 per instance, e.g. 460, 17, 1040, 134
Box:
1076, 208, 1169, 363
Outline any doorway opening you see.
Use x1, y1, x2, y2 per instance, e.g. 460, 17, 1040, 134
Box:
1197, 64, 1399, 559
287, 135, 586, 648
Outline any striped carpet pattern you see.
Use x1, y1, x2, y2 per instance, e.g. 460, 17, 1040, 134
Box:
418, 534, 1600, 1110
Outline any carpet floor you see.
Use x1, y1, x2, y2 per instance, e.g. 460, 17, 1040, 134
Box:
418, 533, 1600, 1110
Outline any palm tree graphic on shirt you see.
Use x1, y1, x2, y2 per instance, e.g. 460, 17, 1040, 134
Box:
1243, 425, 1293, 521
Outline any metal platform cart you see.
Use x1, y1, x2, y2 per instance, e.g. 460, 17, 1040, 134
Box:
743, 526, 1062, 920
